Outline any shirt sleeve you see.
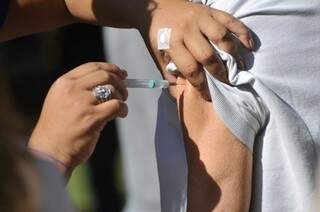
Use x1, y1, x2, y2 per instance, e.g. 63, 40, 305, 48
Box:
0, 0, 10, 28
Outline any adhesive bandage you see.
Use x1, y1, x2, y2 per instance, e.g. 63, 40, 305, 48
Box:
157, 28, 172, 50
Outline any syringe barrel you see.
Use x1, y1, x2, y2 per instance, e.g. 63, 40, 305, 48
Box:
124, 79, 170, 89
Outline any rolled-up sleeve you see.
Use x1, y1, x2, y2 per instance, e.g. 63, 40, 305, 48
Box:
0, 0, 10, 28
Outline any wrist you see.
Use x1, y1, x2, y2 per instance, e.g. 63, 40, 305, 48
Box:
64, 0, 184, 29
64, 0, 145, 27
136, 0, 186, 33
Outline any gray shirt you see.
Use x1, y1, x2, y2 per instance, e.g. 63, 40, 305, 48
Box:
35, 159, 75, 212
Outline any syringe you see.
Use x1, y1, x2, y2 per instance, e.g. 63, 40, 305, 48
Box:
124, 79, 173, 89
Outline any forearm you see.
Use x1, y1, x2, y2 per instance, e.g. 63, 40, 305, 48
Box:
0, 0, 183, 41
64, 0, 145, 28
176, 79, 252, 212
65, 0, 183, 29
0, 0, 74, 41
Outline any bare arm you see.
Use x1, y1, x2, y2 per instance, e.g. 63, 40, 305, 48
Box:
0, 0, 74, 41
175, 78, 252, 212
0, 0, 153, 41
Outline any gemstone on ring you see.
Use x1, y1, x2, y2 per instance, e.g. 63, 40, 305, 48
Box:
93, 85, 112, 102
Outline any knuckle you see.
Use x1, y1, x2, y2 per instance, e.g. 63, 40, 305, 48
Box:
98, 70, 111, 81
87, 62, 101, 70
182, 65, 205, 89
178, 9, 198, 29
185, 9, 197, 20
104, 72, 113, 82
81, 108, 97, 127
225, 16, 238, 28
54, 76, 73, 91
107, 63, 119, 71
175, 21, 186, 32
212, 27, 229, 43
184, 65, 201, 79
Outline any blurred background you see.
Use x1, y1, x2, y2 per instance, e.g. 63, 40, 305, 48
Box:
0, 24, 161, 212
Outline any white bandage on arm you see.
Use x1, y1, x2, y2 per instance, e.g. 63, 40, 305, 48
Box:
157, 28, 172, 50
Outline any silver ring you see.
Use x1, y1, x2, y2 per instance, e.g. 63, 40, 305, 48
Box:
92, 85, 112, 103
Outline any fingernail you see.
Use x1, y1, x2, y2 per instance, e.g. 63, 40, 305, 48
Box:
249, 38, 255, 50
121, 69, 128, 77
120, 103, 128, 118
239, 59, 245, 70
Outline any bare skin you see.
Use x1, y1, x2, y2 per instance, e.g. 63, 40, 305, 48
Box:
173, 77, 253, 212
